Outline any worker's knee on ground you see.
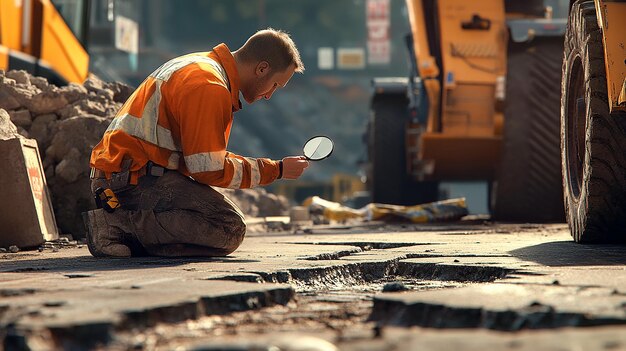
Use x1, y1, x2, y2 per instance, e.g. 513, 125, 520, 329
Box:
223, 218, 246, 254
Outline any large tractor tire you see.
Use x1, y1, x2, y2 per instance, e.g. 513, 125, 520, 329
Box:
561, 1, 626, 243
368, 93, 438, 206
492, 37, 565, 222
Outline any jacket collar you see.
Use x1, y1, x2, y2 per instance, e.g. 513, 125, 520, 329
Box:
210, 43, 242, 112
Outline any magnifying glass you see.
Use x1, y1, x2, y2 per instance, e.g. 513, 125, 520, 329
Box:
303, 135, 334, 161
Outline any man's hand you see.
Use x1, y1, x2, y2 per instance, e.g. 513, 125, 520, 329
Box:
281, 156, 309, 180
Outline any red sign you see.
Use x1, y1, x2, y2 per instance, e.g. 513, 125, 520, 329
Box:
366, 0, 391, 65
27, 166, 43, 203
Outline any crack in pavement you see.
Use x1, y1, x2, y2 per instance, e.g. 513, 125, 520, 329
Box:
293, 242, 433, 250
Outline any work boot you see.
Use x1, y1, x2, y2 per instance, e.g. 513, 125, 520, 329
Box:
82, 209, 132, 258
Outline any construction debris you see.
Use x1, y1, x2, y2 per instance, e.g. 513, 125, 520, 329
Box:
304, 196, 469, 223
216, 187, 290, 218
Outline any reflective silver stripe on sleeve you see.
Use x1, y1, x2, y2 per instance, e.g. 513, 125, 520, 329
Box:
246, 157, 261, 187
227, 158, 243, 189
184, 151, 227, 173
106, 112, 180, 152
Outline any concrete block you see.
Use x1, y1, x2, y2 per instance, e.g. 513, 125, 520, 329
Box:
290, 206, 311, 223
0, 138, 58, 248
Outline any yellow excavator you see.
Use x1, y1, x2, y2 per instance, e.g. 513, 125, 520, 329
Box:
367, 0, 568, 222
0, 0, 89, 85
367, 0, 625, 242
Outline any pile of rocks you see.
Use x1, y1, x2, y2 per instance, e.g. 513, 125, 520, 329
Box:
0, 70, 289, 238
217, 187, 289, 219
0, 107, 20, 140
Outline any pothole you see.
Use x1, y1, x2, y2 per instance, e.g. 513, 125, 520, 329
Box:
223, 259, 513, 292
100, 260, 507, 348
110, 272, 468, 350
180, 260, 626, 342
395, 261, 512, 283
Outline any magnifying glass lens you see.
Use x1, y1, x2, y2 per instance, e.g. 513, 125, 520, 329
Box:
303, 136, 333, 161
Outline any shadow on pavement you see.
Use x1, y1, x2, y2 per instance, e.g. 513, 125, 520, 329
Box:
509, 240, 626, 266
0, 255, 260, 273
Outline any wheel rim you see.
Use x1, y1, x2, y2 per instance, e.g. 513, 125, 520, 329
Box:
565, 56, 586, 199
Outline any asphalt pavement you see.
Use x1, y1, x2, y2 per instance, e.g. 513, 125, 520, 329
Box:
1, 220, 625, 350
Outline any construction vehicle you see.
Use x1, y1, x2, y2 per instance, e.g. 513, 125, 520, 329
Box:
366, 0, 569, 222
0, 0, 90, 85
560, 0, 626, 242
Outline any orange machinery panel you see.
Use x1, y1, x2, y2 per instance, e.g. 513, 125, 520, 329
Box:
39, 0, 89, 83
406, 0, 506, 181
437, 0, 507, 137
595, 1, 626, 111
416, 132, 501, 181
0, 0, 23, 51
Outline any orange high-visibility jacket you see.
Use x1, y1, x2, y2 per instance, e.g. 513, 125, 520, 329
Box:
90, 44, 281, 188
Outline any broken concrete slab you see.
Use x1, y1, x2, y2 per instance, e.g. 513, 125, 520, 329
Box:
2, 279, 294, 347
370, 283, 626, 330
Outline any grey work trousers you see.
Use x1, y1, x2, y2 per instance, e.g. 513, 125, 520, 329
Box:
90, 171, 246, 257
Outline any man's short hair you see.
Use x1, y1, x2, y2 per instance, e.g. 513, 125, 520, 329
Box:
238, 28, 304, 73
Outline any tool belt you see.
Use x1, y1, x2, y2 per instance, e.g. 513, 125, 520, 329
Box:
91, 160, 167, 213
90, 161, 167, 181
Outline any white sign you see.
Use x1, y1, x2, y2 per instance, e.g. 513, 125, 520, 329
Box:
115, 15, 138, 54
318, 47, 334, 70
366, 0, 391, 65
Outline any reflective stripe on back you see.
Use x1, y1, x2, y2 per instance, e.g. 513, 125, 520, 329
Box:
107, 111, 180, 152
107, 54, 229, 157
150, 55, 229, 89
